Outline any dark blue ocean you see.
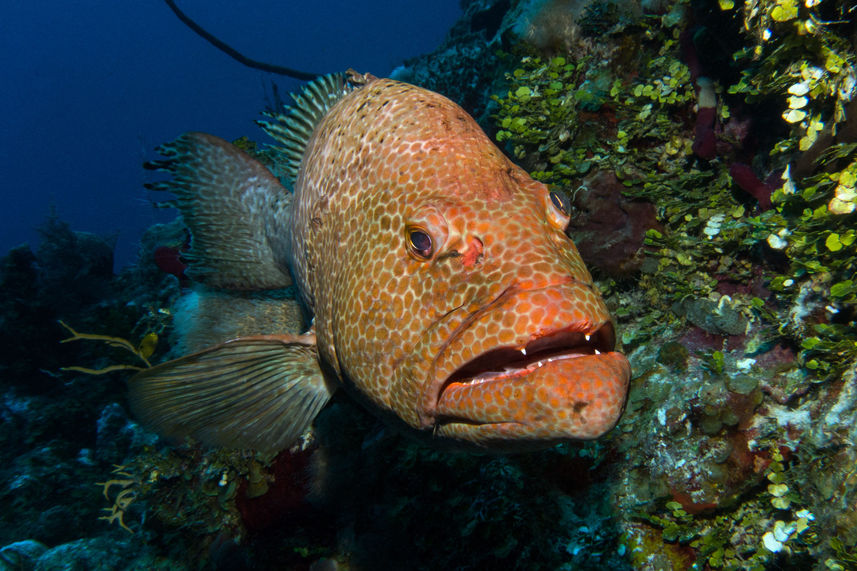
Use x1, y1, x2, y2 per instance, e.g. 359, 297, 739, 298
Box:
1, 1, 461, 268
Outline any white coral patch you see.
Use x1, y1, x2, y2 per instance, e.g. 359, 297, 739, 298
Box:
762, 531, 783, 552
788, 81, 810, 96
767, 233, 788, 249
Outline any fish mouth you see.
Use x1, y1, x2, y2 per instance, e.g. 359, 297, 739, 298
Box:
431, 321, 630, 444
439, 323, 616, 395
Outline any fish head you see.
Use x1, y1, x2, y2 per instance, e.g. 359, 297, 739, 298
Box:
299, 79, 630, 450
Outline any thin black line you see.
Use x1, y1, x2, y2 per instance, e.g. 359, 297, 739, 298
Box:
163, 0, 321, 81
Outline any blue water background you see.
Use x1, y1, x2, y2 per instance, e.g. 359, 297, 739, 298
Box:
1, 1, 462, 268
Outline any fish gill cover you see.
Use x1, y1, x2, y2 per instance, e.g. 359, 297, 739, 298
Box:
0, 1, 856, 570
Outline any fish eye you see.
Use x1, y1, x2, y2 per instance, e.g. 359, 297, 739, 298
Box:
546, 189, 572, 230
407, 227, 434, 259
549, 190, 570, 216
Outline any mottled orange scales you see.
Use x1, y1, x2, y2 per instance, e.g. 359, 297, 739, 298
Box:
132, 71, 631, 453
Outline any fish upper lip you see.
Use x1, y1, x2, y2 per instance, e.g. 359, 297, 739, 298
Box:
434, 321, 616, 420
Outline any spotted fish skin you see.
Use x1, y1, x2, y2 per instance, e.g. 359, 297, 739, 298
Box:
288, 77, 629, 447
131, 73, 630, 452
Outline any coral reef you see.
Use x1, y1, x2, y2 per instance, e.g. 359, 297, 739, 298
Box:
394, 0, 857, 568
2, 0, 857, 569
0, 213, 182, 564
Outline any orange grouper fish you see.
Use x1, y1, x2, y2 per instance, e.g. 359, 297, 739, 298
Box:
129, 70, 631, 453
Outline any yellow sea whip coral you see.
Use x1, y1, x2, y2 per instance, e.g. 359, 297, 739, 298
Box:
58, 320, 154, 373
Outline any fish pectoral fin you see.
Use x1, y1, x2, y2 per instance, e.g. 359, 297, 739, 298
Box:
128, 334, 334, 454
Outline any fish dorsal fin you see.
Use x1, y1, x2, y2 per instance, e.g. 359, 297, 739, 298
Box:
128, 335, 334, 454
145, 132, 293, 290
257, 72, 357, 184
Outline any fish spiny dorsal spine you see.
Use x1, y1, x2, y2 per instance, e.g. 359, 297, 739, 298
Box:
257, 73, 359, 185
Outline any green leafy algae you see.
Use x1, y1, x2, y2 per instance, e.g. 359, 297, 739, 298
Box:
491, 0, 857, 567
493, 0, 856, 379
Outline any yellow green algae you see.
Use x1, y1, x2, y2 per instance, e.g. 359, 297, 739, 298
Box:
489, 0, 857, 568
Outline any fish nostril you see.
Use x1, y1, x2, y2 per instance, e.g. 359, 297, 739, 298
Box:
459, 237, 483, 267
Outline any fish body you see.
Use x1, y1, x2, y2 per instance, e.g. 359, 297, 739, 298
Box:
131, 71, 630, 452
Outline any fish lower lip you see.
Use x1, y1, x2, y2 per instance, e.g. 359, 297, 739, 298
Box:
434, 352, 631, 438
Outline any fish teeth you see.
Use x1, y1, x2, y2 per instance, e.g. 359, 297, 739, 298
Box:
584, 334, 591, 342
594, 349, 601, 355
520, 347, 527, 356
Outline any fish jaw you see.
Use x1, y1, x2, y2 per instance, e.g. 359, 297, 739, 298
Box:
415, 281, 631, 448
434, 349, 630, 447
